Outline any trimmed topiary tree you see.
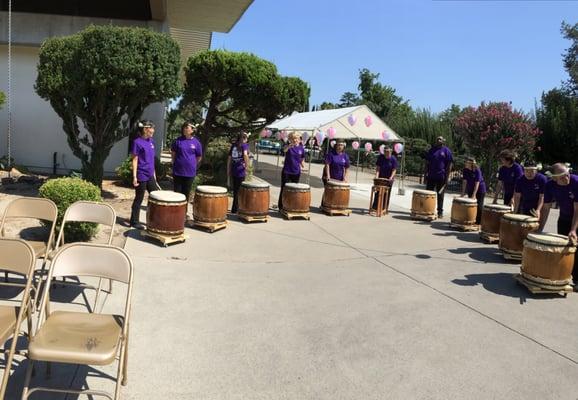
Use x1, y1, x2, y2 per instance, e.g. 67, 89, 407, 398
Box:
35, 25, 181, 188
39, 177, 102, 242
182, 50, 310, 149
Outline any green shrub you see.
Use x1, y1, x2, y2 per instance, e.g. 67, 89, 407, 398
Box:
39, 177, 102, 242
116, 156, 169, 186
200, 138, 231, 186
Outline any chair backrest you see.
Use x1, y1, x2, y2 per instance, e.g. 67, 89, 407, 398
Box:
1, 197, 58, 222
0, 238, 36, 277
57, 201, 116, 246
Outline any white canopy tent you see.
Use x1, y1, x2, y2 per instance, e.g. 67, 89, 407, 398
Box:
267, 105, 406, 192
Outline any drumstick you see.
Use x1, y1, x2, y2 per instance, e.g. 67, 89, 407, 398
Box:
530, 208, 538, 217
438, 184, 446, 194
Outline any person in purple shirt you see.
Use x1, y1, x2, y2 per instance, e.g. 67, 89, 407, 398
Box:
227, 132, 250, 214
372, 147, 397, 210
539, 163, 578, 283
171, 121, 203, 201
513, 161, 547, 218
323, 141, 350, 184
130, 120, 160, 229
493, 150, 523, 206
461, 156, 486, 224
425, 136, 454, 218
277, 132, 305, 209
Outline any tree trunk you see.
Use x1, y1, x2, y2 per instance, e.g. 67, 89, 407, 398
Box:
81, 147, 108, 189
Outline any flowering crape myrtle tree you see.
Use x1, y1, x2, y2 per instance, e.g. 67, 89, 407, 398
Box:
454, 102, 541, 186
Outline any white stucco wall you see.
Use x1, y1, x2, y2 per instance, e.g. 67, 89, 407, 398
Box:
0, 45, 166, 176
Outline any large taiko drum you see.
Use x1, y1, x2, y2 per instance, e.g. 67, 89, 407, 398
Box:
282, 183, 311, 214
411, 189, 437, 221
147, 190, 187, 236
323, 180, 350, 211
238, 181, 270, 218
521, 233, 576, 290
480, 204, 512, 241
193, 185, 228, 224
450, 197, 478, 229
499, 213, 539, 260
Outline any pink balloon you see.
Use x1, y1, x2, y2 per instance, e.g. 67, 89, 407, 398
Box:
302, 131, 310, 143
327, 127, 336, 139
260, 129, 267, 138
394, 143, 404, 153
330, 140, 336, 148
352, 141, 360, 150
347, 115, 357, 126
364, 142, 373, 152
315, 130, 325, 144
364, 115, 373, 127
381, 130, 389, 141
379, 144, 385, 154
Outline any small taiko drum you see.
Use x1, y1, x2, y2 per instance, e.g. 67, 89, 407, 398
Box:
147, 190, 187, 236
238, 181, 270, 218
323, 180, 350, 211
373, 178, 388, 187
282, 183, 311, 214
193, 185, 228, 224
499, 213, 539, 260
450, 197, 478, 230
521, 233, 576, 291
480, 204, 512, 242
411, 189, 437, 221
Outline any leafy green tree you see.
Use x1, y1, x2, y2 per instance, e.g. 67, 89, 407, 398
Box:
318, 102, 337, 110
165, 102, 203, 147
0, 91, 5, 109
357, 68, 413, 127
35, 25, 181, 188
536, 88, 578, 166
183, 50, 310, 149
562, 22, 578, 94
339, 91, 360, 107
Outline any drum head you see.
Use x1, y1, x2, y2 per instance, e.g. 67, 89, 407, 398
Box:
454, 197, 477, 204
327, 179, 349, 188
414, 189, 436, 195
502, 213, 538, 223
196, 185, 227, 194
150, 190, 186, 202
526, 233, 570, 247
483, 204, 512, 211
285, 183, 310, 190
242, 181, 270, 189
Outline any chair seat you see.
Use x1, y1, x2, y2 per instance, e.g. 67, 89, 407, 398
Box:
0, 305, 19, 344
29, 311, 123, 366
25, 240, 48, 258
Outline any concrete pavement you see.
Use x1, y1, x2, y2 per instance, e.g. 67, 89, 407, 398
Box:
12, 155, 577, 399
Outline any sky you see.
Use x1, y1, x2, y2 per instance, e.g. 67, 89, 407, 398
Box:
212, 0, 578, 114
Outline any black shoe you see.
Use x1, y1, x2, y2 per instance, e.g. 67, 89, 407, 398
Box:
131, 222, 145, 230
437, 213, 444, 219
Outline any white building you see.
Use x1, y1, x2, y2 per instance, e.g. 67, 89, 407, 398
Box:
0, 0, 253, 175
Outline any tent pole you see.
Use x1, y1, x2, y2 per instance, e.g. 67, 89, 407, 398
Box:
355, 149, 360, 184
307, 133, 312, 185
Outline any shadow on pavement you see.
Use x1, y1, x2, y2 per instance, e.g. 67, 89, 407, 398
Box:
447, 245, 509, 264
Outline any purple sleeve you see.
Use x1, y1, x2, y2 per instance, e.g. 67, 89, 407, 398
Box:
538, 176, 546, 193
515, 164, 524, 179
345, 154, 350, 169
474, 169, 482, 182
393, 157, 399, 170
195, 138, 203, 157
324, 152, 331, 164
300, 145, 305, 159
446, 148, 454, 163
544, 181, 554, 203
243, 143, 250, 154
515, 179, 522, 193
497, 166, 505, 181
131, 140, 140, 156
171, 140, 177, 153
376, 155, 383, 167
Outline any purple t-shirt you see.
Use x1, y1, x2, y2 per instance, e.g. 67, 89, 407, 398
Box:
498, 163, 524, 195
171, 136, 202, 178
229, 143, 249, 178
376, 154, 398, 180
283, 144, 305, 175
324, 150, 350, 181
426, 145, 453, 180
515, 174, 547, 212
462, 168, 486, 196
131, 137, 155, 182
544, 174, 578, 220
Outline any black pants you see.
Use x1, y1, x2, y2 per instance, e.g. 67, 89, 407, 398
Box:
173, 175, 195, 200
504, 191, 514, 206
557, 217, 578, 282
231, 176, 245, 213
278, 173, 300, 209
426, 178, 446, 215
475, 191, 485, 224
130, 179, 158, 225
372, 180, 393, 210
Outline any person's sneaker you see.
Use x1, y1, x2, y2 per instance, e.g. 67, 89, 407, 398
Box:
437, 213, 444, 219
131, 222, 145, 230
